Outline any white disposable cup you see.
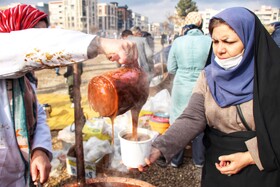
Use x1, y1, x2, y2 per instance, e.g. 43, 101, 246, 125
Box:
118, 128, 154, 168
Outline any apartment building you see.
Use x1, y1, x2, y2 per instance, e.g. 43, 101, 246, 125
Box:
49, 1, 64, 28
97, 2, 118, 38
140, 15, 149, 31
149, 22, 164, 36
36, 2, 49, 15
49, 0, 98, 33
63, 0, 98, 33
200, 9, 220, 35
254, 5, 280, 25
48, 1, 146, 37
0, 1, 149, 37
131, 12, 141, 28
117, 4, 133, 32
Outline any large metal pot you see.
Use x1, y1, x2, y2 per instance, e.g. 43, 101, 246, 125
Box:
64, 177, 156, 187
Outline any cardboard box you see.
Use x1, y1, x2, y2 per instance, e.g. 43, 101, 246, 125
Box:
66, 146, 101, 179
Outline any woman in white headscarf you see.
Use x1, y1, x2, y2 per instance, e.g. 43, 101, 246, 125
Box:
167, 12, 211, 168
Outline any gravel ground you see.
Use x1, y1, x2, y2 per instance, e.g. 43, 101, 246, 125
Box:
44, 130, 201, 187
36, 54, 202, 187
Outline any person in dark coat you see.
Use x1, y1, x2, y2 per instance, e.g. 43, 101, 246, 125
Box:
64, 63, 83, 107
270, 22, 280, 48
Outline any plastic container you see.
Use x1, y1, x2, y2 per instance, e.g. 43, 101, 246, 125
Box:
118, 128, 154, 168
149, 112, 170, 134
66, 145, 103, 179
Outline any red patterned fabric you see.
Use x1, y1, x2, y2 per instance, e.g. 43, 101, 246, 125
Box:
0, 4, 47, 32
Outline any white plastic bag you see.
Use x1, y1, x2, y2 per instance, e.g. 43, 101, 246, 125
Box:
150, 89, 171, 114
57, 124, 75, 144
84, 136, 113, 162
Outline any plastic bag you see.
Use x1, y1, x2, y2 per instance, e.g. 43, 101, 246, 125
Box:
83, 136, 113, 162
150, 89, 171, 114
57, 124, 75, 144
82, 118, 111, 141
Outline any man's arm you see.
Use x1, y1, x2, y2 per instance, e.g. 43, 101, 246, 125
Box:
0, 28, 93, 78
0, 28, 137, 78
143, 38, 154, 72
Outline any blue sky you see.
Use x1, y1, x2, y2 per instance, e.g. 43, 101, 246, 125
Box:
99, 0, 280, 22
0, 0, 280, 22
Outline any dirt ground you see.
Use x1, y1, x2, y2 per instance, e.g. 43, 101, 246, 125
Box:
36, 52, 202, 187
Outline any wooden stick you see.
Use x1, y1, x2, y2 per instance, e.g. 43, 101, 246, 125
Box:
73, 63, 86, 185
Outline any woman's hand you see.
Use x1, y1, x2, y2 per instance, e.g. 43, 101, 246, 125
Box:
215, 151, 255, 176
136, 147, 162, 172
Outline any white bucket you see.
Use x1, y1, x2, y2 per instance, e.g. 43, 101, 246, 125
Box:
118, 128, 154, 168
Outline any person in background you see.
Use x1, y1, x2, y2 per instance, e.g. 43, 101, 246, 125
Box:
64, 63, 83, 108
141, 31, 155, 54
121, 29, 154, 80
173, 32, 180, 41
168, 34, 172, 45
142, 7, 280, 187
55, 67, 61, 76
271, 22, 280, 48
167, 12, 211, 168
0, 4, 138, 187
160, 33, 167, 48
130, 26, 143, 37
266, 22, 280, 48
131, 26, 155, 76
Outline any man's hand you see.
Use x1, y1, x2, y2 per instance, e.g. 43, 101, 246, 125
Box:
30, 149, 52, 185
88, 37, 138, 65
99, 37, 138, 65
215, 151, 255, 176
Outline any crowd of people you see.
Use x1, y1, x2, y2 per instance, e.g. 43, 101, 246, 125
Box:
1, 3, 280, 187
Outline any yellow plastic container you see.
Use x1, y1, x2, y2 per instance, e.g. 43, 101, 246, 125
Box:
139, 110, 153, 117
149, 113, 170, 134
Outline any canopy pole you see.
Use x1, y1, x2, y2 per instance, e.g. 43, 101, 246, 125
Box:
73, 63, 86, 186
